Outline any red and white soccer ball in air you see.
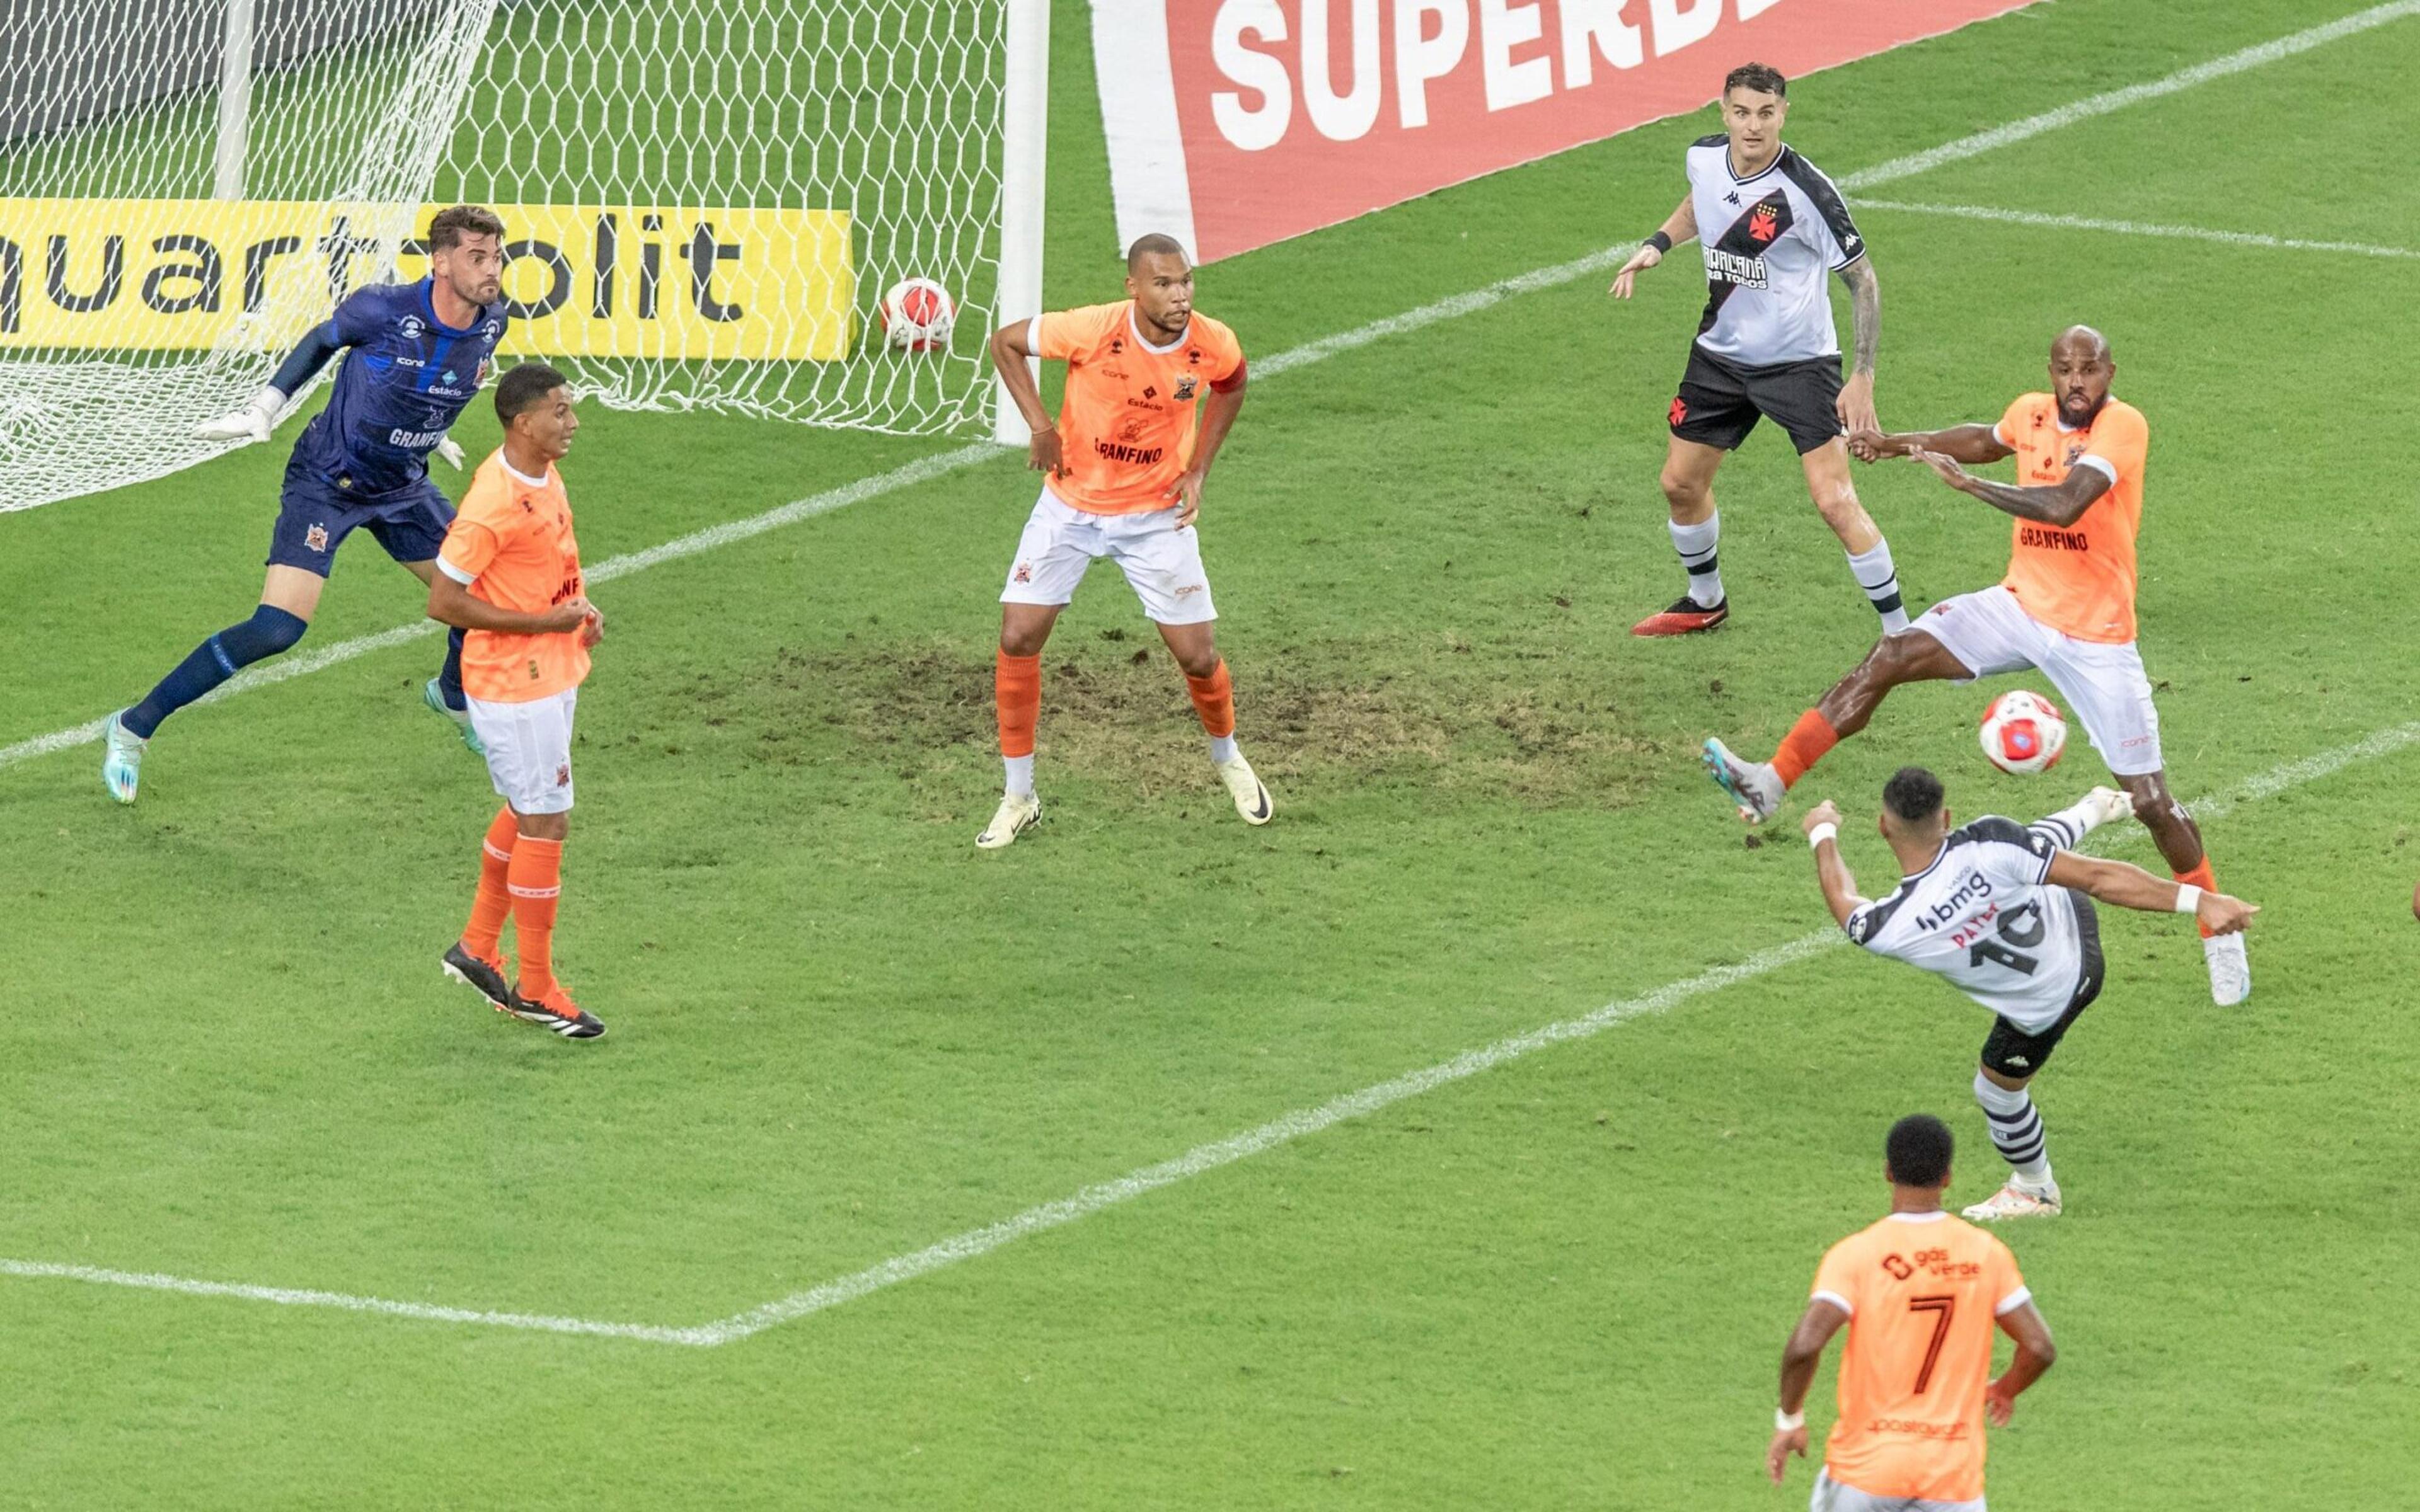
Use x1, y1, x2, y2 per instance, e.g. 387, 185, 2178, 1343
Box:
1979, 690, 2068, 775
880, 277, 956, 353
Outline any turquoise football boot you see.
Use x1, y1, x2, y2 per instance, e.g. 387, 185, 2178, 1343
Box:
424, 677, 484, 757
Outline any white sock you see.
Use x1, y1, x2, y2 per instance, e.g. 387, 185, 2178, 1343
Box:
1003, 753, 1034, 798
1847, 538, 1909, 633
1973, 1069, 2053, 1188
1207, 734, 1239, 765
1669, 512, 1723, 607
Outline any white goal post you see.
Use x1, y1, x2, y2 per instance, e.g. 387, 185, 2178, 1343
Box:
0, 0, 1050, 515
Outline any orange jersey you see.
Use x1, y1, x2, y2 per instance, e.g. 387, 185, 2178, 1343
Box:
1810, 1211, 2030, 1504
436, 450, 589, 703
1033, 301, 1245, 516
1995, 392, 2148, 643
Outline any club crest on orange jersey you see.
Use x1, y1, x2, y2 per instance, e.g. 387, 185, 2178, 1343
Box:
1174, 375, 1198, 401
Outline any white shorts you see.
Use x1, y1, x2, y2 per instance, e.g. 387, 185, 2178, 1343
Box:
1812, 1468, 1985, 1512
999, 486, 1216, 626
467, 687, 579, 815
1915, 585, 2164, 777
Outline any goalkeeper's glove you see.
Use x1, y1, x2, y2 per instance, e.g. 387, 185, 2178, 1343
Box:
432, 434, 466, 469
195, 386, 284, 445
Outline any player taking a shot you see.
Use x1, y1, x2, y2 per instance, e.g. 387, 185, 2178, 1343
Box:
1705, 326, 2252, 1005
1802, 767, 2256, 1221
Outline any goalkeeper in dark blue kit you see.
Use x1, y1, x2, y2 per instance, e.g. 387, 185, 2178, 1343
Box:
102, 204, 512, 803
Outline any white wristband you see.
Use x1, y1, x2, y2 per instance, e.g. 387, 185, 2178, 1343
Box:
1806, 823, 1838, 849
2174, 884, 2202, 915
1776, 1407, 1805, 1431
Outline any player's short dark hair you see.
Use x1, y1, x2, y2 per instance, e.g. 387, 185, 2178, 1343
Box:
1723, 62, 1787, 100
428, 204, 505, 251
1885, 1114, 1954, 1188
1126, 232, 1190, 272
494, 362, 568, 427
1883, 765, 1946, 824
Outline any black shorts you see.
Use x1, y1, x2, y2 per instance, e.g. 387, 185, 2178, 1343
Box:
1668, 345, 1843, 455
1980, 890, 2105, 1079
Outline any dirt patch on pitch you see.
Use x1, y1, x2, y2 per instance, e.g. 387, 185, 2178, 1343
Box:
742, 633, 1668, 808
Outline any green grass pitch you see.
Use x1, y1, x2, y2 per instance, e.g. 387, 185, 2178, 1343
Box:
3, 0, 2417, 1505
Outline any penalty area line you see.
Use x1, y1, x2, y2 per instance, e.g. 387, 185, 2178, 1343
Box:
6, 4, 2402, 774
8, 716, 2420, 1344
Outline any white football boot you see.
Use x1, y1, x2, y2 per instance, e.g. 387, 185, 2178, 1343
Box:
101, 711, 147, 805
975, 792, 1041, 850
1216, 753, 1274, 826
1962, 1179, 2062, 1222
1702, 736, 1783, 824
2204, 932, 2250, 1006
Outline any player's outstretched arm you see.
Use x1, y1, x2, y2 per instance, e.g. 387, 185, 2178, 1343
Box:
1768, 1298, 1848, 1484
988, 318, 1062, 476
194, 321, 347, 444
1610, 194, 1695, 299
1802, 801, 1869, 928
1847, 422, 2009, 465
1909, 445, 2106, 526
2044, 850, 2258, 934
1985, 1300, 2056, 1426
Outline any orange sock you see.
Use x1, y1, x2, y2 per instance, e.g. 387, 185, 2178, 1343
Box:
507, 835, 565, 998
461, 807, 519, 961
1772, 709, 1840, 789
2174, 857, 2218, 939
1184, 659, 1236, 740
996, 650, 1040, 758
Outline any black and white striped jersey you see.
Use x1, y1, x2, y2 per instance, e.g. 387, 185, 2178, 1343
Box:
1843, 814, 2097, 1033
1684, 137, 1865, 366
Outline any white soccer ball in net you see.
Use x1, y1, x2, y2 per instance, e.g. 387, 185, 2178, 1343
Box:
880, 277, 958, 353
1979, 690, 2068, 775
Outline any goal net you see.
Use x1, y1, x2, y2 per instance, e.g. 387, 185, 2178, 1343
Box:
0, 0, 1030, 515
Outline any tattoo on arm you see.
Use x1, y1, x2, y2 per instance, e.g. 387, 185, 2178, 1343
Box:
1956, 472, 2107, 527
1840, 258, 1879, 377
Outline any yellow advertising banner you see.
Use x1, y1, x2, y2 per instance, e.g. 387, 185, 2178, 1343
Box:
0, 200, 855, 359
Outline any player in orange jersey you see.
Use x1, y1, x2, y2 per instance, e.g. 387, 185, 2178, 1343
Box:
975, 232, 1269, 849
1769, 1114, 2056, 1511
425, 364, 606, 1039
1703, 326, 2249, 1004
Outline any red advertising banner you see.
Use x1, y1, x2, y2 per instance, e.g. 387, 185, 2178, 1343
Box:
1092, 1, 2041, 263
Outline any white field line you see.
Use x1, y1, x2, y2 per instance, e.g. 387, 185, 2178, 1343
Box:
11, 714, 2420, 1342
1854, 200, 2420, 261
1838, 0, 2420, 191
4, 7, 2397, 776
0, 1258, 718, 1346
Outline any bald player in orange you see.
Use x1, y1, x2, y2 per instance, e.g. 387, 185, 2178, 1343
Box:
1769, 1114, 2056, 1511
1703, 326, 2249, 1005
427, 362, 606, 1040
975, 232, 1269, 849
